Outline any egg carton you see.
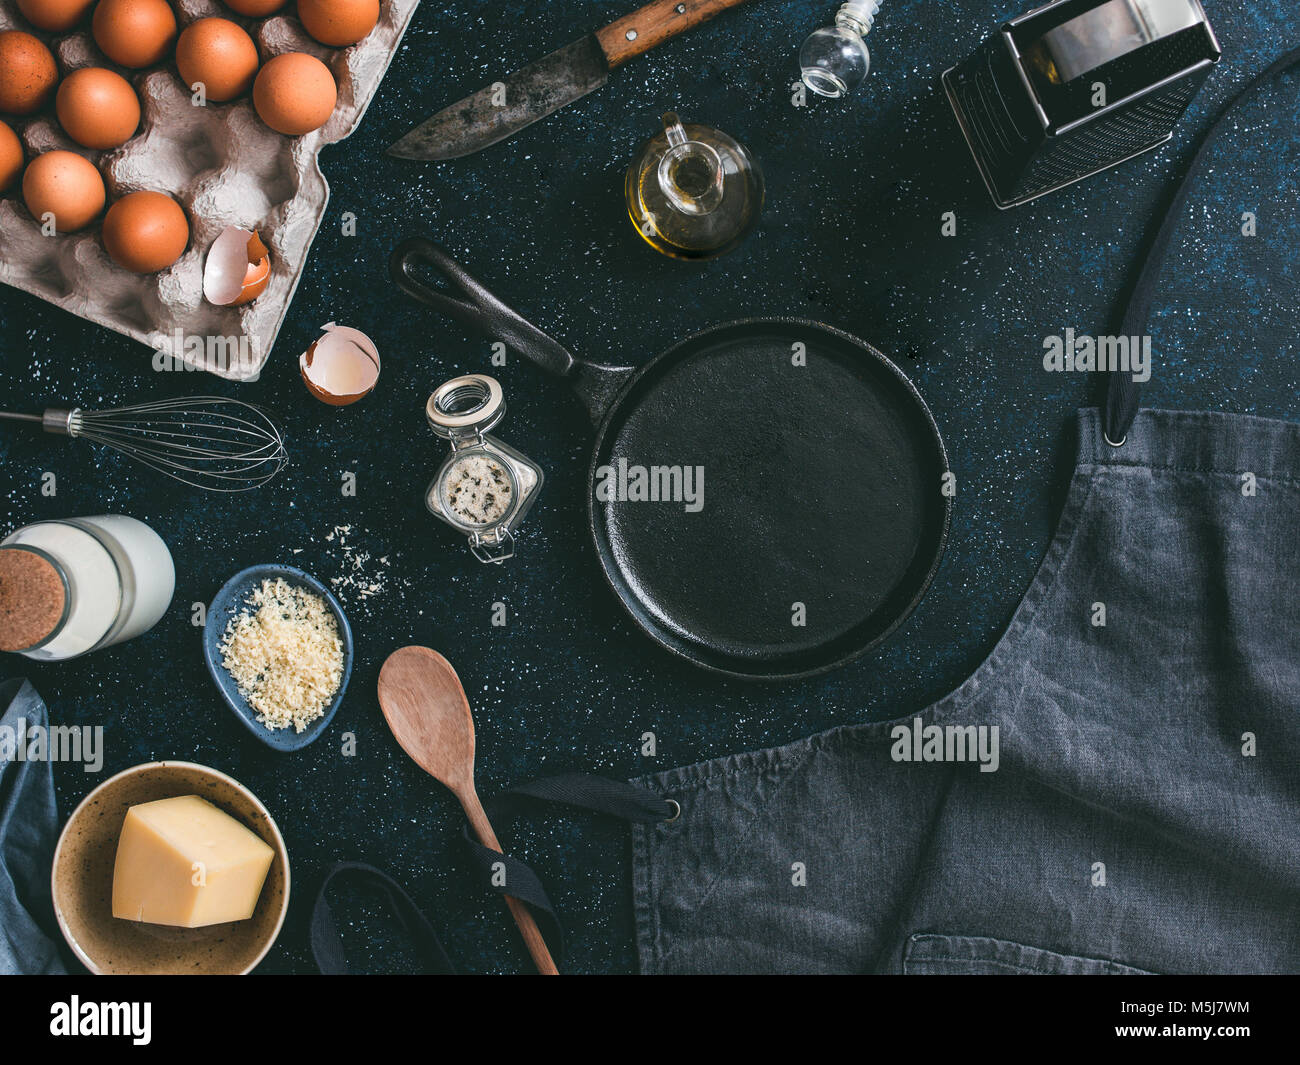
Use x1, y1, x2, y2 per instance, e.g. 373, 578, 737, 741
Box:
0, 0, 419, 380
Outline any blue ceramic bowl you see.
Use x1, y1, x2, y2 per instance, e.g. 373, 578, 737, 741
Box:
203, 564, 353, 752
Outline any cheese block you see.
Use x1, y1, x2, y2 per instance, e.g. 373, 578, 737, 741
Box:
112, 795, 275, 928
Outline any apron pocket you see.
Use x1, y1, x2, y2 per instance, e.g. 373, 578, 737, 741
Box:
904, 934, 1153, 975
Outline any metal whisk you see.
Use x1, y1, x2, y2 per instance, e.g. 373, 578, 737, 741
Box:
0, 396, 288, 492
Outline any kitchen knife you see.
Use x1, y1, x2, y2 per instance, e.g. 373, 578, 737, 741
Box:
387, 0, 756, 161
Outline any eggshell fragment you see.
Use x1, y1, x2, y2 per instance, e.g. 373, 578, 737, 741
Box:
300, 322, 380, 405
203, 225, 271, 306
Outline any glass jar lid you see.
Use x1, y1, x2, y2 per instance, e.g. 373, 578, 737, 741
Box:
426, 374, 505, 441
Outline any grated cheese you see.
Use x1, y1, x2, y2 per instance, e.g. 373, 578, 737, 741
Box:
218, 578, 344, 733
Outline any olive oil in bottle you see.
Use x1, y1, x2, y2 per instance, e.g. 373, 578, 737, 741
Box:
625, 112, 764, 261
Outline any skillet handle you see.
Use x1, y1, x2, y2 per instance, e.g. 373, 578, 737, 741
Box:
389, 238, 578, 380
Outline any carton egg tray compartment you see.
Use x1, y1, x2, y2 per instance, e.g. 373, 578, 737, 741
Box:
0, 0, 419, 380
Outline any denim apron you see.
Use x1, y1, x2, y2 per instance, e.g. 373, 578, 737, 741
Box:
629, 53, 1300, 975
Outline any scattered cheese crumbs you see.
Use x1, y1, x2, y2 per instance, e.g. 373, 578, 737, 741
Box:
218, 578, 343, 733
324, 523, 392, 604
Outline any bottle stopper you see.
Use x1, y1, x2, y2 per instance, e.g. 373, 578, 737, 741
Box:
0, 546, 68, 653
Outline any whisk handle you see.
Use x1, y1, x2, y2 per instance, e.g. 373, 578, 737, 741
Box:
40, 409, 77, 436
0, 409, 81, 436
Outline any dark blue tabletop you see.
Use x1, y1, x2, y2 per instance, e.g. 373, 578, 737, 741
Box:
2, 0, 1298, 973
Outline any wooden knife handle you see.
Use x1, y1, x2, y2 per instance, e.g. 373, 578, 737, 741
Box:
460, 785, 560, 975
596, 0, 754, 69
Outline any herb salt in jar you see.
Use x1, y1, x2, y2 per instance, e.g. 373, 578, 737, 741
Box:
425, 375, 542, 563
0, 515, 175, 661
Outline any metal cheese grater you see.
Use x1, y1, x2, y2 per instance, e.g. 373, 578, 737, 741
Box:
943, 0, 1221, 209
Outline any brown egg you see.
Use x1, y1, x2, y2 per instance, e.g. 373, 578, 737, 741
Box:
175, 18, 258, 103
297, 0, 379, 48
0, 121, 23, 193
56, 68, 140, 150
102, 190, 188, 272
222, 0, 285, 14
91, 0, 178, 70
22, 150, 105, 232
16, 0, 98, 32
0, 31, 59, 116
253, 53, 336, 136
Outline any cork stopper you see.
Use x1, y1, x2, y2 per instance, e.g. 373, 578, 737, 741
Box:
0, 547, 67, 653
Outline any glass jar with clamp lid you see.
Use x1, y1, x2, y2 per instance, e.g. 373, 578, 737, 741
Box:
425, 374, 543, 564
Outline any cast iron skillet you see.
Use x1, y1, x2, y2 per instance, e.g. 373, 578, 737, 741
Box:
391, 238, 951, 681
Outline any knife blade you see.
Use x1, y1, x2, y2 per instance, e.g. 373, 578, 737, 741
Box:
388, 36, 609, 161
387, 0, 755, 161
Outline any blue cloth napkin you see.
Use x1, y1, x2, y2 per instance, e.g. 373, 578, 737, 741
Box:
0, 678, 68, 974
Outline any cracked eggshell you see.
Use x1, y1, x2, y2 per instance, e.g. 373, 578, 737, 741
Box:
300, 321, 379, 405
204, 224, 270, 306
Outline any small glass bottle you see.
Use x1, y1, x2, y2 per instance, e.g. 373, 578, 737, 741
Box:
626, 112, 764, 261
799, 1, 883, 98
0, 515, 175, 661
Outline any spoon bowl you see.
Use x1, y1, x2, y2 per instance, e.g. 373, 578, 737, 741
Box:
378, 646, 475, 790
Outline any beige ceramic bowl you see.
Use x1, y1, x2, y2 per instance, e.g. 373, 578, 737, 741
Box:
51, 761, 290, 975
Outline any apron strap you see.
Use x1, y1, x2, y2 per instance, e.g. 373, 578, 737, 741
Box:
1106, 43, 1300, 446
311, 861, 457, 974
458, 774, 677, 965
310, 776, 675, 973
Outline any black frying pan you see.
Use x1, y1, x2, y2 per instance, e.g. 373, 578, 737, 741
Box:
391, 238, 951, 680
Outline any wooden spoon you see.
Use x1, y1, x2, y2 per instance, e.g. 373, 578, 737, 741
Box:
377, 645, 559, 975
